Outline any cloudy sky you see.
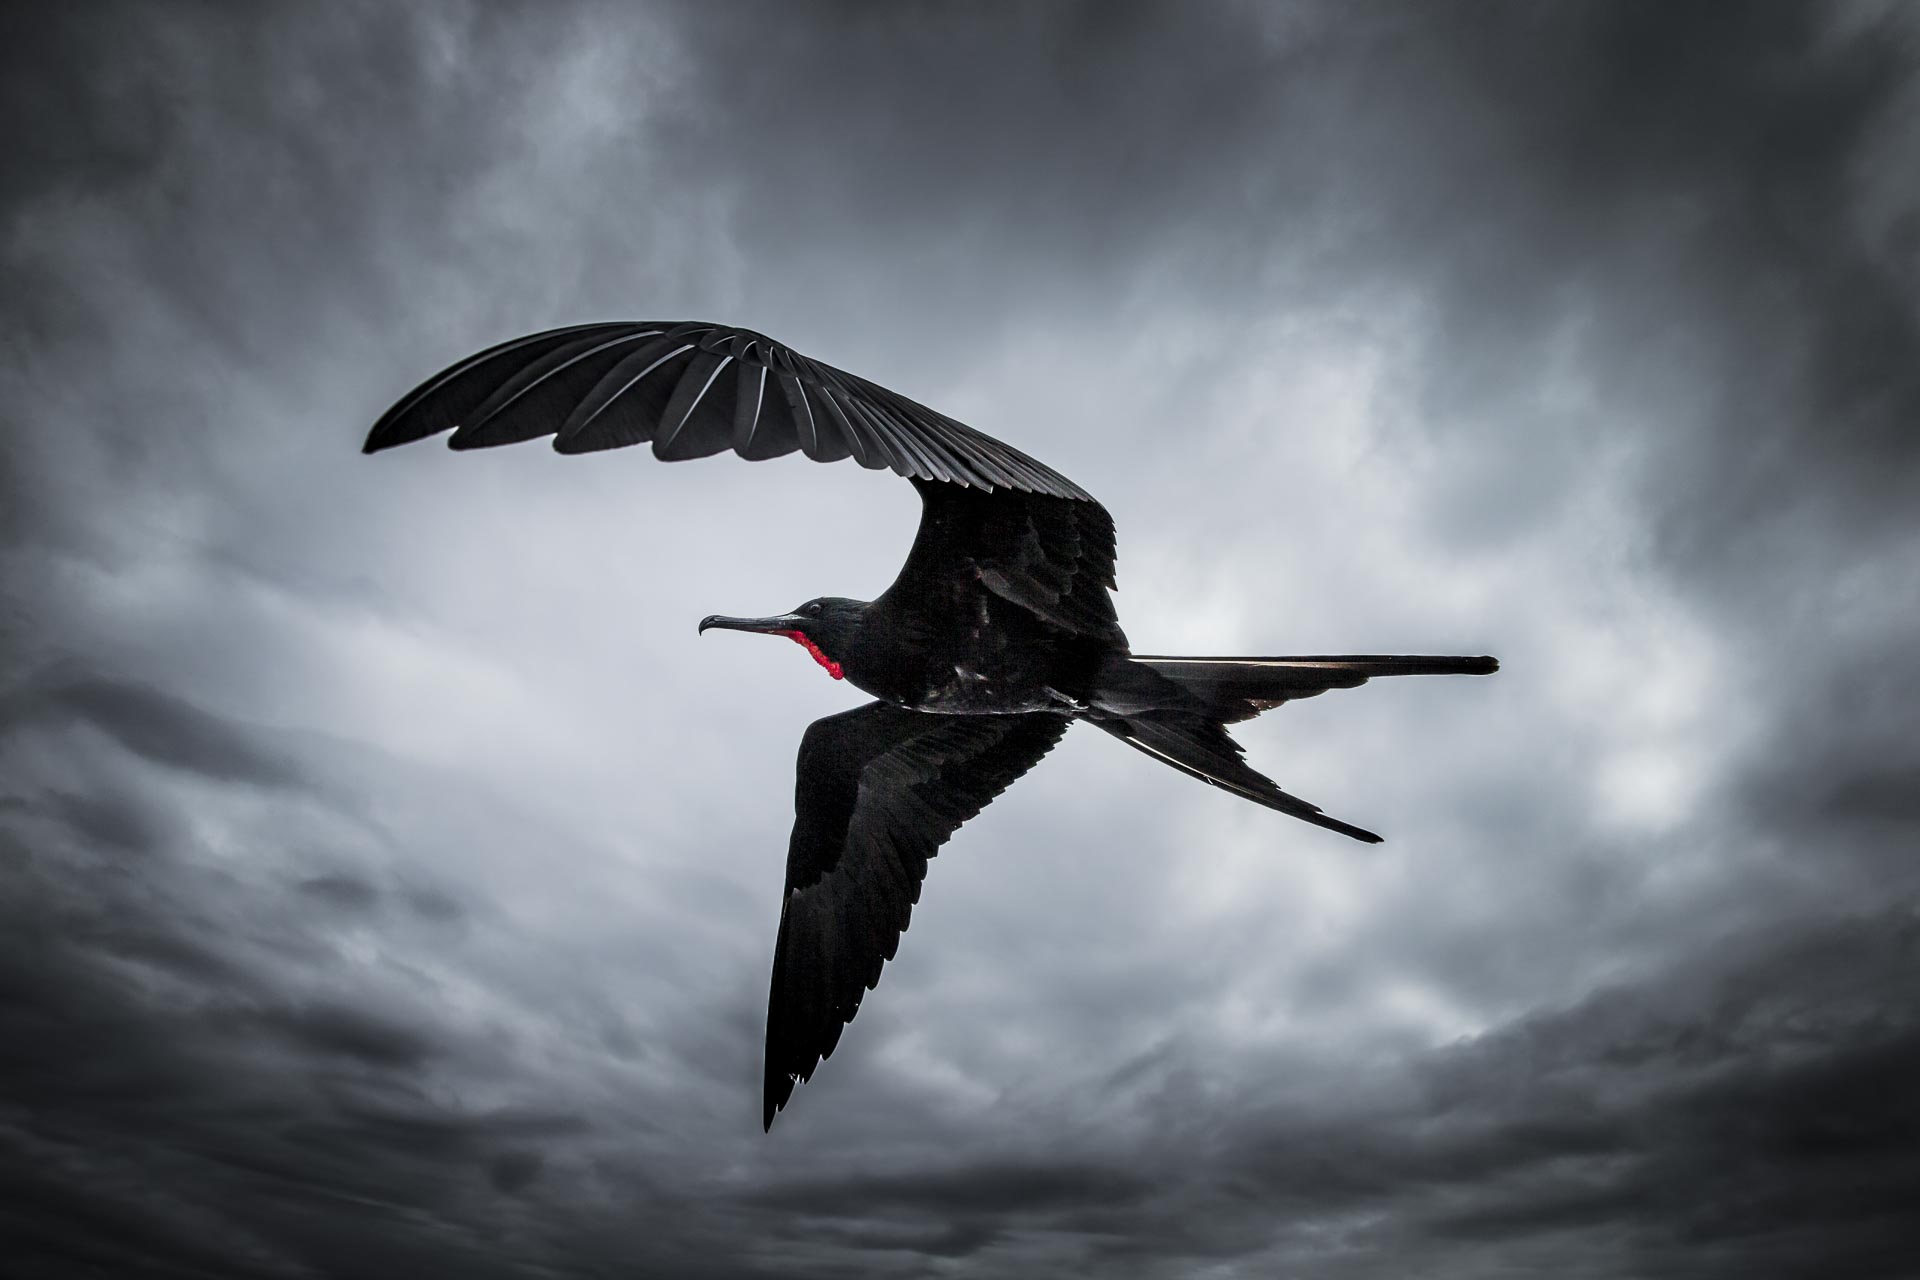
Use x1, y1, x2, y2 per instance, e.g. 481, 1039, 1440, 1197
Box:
4, 2, 1918, 1275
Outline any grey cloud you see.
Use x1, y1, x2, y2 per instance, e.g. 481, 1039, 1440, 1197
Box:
298, 872, 380, 911
1232, 907, 1920, 1275
3, 1, 1917, 1277
243, 999, 445, 1070
1400, 1, 1920, 566
693, 908, 1920, 1278
404, 886, 467, 923
10, 786, 167, 854
752, 1157, 1157, 1219
486, 1148, 545, 1195
794, 908, 1919, 1277
16, 674, 305, 789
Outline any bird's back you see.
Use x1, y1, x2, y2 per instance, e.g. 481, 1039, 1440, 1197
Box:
850, 480, 1127, 713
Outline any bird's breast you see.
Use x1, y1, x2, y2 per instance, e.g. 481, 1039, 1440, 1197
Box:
847, 596, 1103, 714
912, 664, 1060, 715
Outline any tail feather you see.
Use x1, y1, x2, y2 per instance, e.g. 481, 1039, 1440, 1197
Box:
1088, 652, 1499, 840
1129, 653, 1498, 722
1094, 713, 1382, 843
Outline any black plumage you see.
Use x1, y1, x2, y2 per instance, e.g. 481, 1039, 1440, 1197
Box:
767, 706, 1068, 1128
365, 319, 1499, 1129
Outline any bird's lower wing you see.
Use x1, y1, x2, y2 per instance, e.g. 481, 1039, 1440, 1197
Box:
765, 702, 1068, 1129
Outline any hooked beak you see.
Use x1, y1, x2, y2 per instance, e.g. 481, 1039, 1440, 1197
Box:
698, 613, 802, 636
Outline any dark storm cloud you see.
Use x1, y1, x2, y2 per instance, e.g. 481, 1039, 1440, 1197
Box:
9, 672, 305, 789
8, 785, 165, 855
751, 1157, 1156, 1218
298, 871, 381, 911
244, 999, 444, 1070
1260, 906, 1920, 1277
3, 1, 1917, 1277
0, 750, 645, 1279
1379, 1, 1920, 564
486, 1149, 545, 1195
658, 0, 1916, 484
737, 908, 1920, 1277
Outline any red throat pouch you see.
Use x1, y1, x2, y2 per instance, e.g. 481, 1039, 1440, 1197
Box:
778, 630, 844, 680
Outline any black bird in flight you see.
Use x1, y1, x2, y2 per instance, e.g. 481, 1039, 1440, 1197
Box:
365, 320, 1497, 1129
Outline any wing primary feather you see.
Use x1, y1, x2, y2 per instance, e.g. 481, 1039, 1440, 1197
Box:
992, 444, 1058, 494
785, 375, 817, 455
733, 361, 769, 455
914, 415, 1008, 489
888, 411, 960, 484
654, 352, 733, 456
945, 420, 1041, 490
888, 406, 992, 489
450, 329, 663, 449
820, 367, 951, 479
841, 398, 910, 474
850, 399, 943, 481
813, 387, 874, 467
799, 356, 893, 470
974, 437, 1043, 491
555, 338, 696, 448
365, 324, 622, 452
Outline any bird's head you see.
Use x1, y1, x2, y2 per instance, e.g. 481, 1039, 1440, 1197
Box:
698, 597, 868, 681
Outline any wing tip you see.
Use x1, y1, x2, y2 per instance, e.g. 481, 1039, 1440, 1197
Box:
1305, 808, 1383, 843
1312, 814, 1384, 843
448, 427, 519, 452
361, 423, 407, 454
364, 412, 455, 455
763, 1071, 793, 1132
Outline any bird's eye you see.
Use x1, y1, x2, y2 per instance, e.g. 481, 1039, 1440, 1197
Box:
803, 602, 823, 618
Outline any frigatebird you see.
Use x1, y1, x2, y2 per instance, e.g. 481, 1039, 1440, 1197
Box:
365, 320, 1497, 1129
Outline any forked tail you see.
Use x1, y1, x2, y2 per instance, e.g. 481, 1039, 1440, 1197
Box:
1091, 712, 1384, 842
1090, 652, 1499, 842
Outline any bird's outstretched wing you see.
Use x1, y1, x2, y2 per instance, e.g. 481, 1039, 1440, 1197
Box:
363, 321, 1090, 500
766, 701, 1068, 1129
